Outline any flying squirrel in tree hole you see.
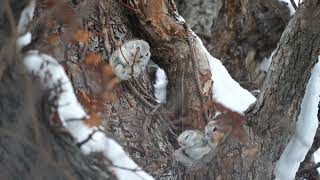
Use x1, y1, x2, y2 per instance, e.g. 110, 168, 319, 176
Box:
109, 40, 151, 80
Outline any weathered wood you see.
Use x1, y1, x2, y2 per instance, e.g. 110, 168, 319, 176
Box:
2, 0, 320, 179
0, 62, 115, 180
104, 0, 320, 179
208, 1, 320, 179
126, 0, 319, 179
210, 0, 290, 84
64, 0, 175, 177
175, 0, 222, 38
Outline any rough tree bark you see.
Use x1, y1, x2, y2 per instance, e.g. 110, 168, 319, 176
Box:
99, 0, 319, 179
64, 0, 175, 177
176, 0, 320, 179
0, 64, 115, 180
1, 0, 320, 180
175, 0, 222, 40
0, 1, 115, 179
208, 0, 320, 179
209, 0, 291, 84
119, 0, 320, 179
177, 0, 291, 86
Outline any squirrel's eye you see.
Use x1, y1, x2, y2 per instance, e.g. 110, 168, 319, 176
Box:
212, 127, 217, 132
139, 55, 144, 58
184, 135, 189, 140
146, 52, 149, 56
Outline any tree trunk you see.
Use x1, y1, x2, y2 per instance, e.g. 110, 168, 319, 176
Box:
123, 0, 320, 179
1, 0, 320, 180
176, 0, 291, 86
210, 0, 291, 84
64, 0, 175, 177
175, 0, 222, 40
208, 1, 320, 179
0, 62, 115, 180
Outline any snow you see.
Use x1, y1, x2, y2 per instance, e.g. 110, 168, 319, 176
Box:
314, 149, 320, 173
176, 15, 186, 23
17, 32, 32, 48
19, 2, 154, 179
23, 51, 154, 180
154, 68, 168, 103
24, 51, 87, 123
17, 0, 36, 47
274, 56, 320, 180
260, 49, 276, 72
278, 0, 301, 15
194, 36, 256, 113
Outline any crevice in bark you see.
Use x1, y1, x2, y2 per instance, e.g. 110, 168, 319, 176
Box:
2, 0, 320, 179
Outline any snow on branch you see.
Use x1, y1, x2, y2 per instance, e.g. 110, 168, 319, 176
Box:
178, 20, 256, 113
23, 51, 154, 180
17, 0, 36, 47
24, 51, 87, 123
275, 56, 320, 180
18, 2, 153, 178
260, 49, 276, 73
193, 34, 256, 113
278, 0, 301, 15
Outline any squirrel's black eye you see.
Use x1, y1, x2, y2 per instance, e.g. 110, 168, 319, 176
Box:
140, 55, 144, 58
184, 135, 189, 140
146, 52, 149, 56
212, 127, 217, 132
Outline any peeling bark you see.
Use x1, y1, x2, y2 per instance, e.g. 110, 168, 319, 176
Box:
2, 0, 320, 180
207, 1, 320, 179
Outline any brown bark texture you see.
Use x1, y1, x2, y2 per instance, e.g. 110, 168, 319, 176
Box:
177, 0, 291, 86
1, 0, 320, 180
207, 0, 320, 179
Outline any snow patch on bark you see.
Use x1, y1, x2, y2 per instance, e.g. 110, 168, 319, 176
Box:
260, 49, 276, 72
23, 51, 154, 180
194, 36, 256, 113
176, 15, 186, 23
17, 0, 36, 47
154, 68, 168, 103
278, 0, 301, 15
275, 56, 320, 180
24, 51, 87, 122
17, 32, 32, 48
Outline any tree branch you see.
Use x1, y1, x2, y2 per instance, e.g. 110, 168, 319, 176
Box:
297, 162, 320, 176
185, 23, 209, 123
290, 0, 298, 10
